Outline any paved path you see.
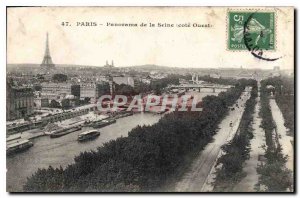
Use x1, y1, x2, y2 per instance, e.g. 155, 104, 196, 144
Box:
269, 99, 294, 172
233, 95, 265, 192
7, 129, 46, 142
175, 88, 251, 192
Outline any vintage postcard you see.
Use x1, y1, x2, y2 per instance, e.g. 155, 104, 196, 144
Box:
6, 7, 294, 192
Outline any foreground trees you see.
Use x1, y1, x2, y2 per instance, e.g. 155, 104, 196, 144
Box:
49, 100, 61, 108
24, 79, 255, 192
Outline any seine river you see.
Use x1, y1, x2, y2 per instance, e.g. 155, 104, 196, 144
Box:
7, 113, 162, 191
7, 90, 220, 192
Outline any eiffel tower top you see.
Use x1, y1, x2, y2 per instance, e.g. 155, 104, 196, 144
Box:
41, 32, 55, 69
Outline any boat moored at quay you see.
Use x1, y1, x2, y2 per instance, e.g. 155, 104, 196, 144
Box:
90, 118, 116, 129
78, 130, 100, 142
50, 125, 82, 138
7, 139, 34, 155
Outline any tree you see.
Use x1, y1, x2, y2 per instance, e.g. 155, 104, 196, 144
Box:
61, 99, 71, 110
52, 74, 68, 82
83, 97, 91, 104
36, 74, 45, 80
49, 100, 61, 108
33, 85, 42, 91
115, 84, 135, 96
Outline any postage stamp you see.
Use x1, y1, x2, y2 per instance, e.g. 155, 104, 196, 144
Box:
228, 11, 275, 51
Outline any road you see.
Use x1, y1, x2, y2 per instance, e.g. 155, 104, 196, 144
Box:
233, 92, 266, 192
175, 88, 251, 192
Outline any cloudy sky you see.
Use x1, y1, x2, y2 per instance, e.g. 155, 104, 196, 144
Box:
7, 7, 294, 70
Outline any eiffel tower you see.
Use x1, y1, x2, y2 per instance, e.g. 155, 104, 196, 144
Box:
40, 32, 55, 69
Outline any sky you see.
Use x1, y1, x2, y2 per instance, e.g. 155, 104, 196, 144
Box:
7, 7, 294, 70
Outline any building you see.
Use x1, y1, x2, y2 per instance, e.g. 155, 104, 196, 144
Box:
71, 84, 81, 98
138, 75, 152, 84
7, 81, 34, 120
80, 83, 97, 98
34, 97, 49, 109
113, 76, 135, 87
74, 83, 110, 99
41, 82, 72, 96
95, 82, 110, 98
236, 69, 259, 80
209, 73, 221, 79
103, 60, 114, 69
191, 74, 204, 84
41, 82, 113, 102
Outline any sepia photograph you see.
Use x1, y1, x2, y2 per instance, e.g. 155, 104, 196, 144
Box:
6, 6, 294, 192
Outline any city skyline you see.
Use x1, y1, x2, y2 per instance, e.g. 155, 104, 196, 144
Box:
6, 63, 286, 71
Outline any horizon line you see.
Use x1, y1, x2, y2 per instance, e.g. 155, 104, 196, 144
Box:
6, 63, 280, 71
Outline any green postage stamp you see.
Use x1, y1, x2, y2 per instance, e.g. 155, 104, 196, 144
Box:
228, 11, 275, 51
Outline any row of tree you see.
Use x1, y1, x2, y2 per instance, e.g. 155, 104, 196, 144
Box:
48, 98, 91, 109
213, 81, 258, 192
259, 76, 294, 135
256, 78, 293, 191
271, 76, 294, 136
198, 75, 238, 85
24, 79, 255, 192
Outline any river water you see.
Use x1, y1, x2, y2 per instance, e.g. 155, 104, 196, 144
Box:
7, 113, 162, 191
7, 90, 220, 192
